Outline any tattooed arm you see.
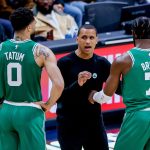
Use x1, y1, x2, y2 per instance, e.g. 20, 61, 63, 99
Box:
34, 44, 64, 111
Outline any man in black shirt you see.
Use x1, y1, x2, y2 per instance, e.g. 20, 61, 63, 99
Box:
56, 24, 118, 150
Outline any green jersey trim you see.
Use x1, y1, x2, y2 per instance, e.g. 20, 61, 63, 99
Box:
135, 47, 150, 51
32, 43, 43, 69
10, 39, 32, 43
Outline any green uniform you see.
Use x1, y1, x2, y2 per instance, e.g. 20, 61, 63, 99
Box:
0, 39, 45, 150
115, 48, 150, 150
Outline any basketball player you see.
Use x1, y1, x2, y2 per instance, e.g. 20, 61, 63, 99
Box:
0, 7, 64, 150
89, 16, 150, 150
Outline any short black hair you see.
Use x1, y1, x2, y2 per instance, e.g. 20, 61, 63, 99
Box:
132, 16, 150, 39
77, 23, 97, 36
10, 7, 35, 31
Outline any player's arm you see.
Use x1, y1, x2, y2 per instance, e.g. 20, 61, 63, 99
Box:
35, 44, 64, 111
89, 53, 132, 104
103, 57, 124, 96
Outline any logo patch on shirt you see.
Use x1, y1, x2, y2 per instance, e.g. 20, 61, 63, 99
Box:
92, 73, 97, 79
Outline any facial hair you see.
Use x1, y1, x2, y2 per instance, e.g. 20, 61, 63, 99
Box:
37, 4, 53, 15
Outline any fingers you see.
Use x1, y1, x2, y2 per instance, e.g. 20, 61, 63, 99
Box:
88, 93, 95, 104
78, 71, 92, 86
88, 90, 97, 104
34, 101, 49, 112
78, 71, 92, 79
40, 103, 48, 112
89, 99, 95, 104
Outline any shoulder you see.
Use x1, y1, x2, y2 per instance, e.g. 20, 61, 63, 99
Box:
34, 43, 56, 67
58, 52, 75, 63
57, 52, 76, 69
94, 54, 111, 65
35, 43, 52, 53
56, 12, 76, 22
114, 52, 132, 65
112, 52, 132, 74
0, 40, 9, 49
66, 14, 74, 20
34, 43, 55, 60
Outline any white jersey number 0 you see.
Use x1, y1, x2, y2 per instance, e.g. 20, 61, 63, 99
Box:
7, 63, 22, 86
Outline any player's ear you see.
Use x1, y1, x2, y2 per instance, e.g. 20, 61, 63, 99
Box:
27, 24, 32, 33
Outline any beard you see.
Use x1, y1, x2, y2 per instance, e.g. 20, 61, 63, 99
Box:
36, 5, 53, 15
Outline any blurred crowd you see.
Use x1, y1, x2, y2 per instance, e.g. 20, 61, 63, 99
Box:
0, 0, 148, 43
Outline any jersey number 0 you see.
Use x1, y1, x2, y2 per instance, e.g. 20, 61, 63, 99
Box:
7, 63, 22, 86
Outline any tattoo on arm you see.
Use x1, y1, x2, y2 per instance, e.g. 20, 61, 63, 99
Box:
35, 47, 50, 60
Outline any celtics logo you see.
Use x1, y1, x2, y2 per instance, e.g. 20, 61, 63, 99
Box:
92, 73, 97, 79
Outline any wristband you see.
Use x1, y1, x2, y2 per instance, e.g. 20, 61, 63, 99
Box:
93, 90, 112, 104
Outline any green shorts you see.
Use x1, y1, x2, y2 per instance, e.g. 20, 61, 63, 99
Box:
114, 109, 150, 150
0, 101, 46, 150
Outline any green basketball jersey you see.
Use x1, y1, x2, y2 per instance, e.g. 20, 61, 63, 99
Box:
0, 39, 42, 102
122, 47, 150, 112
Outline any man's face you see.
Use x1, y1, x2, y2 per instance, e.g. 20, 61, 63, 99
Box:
36, 0, 54, 14
76, 28, 97, 57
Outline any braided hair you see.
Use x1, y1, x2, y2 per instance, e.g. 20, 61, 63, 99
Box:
132, 16, 150, 39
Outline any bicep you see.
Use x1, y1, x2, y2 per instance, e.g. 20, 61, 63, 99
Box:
104, 59, 122, 96
104, 53, 132, 96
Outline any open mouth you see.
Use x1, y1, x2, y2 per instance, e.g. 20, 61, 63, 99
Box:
85, 46, 92, 49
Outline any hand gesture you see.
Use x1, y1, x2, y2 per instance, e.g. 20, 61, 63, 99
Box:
88, 90, 97, 104
78, 71, 92, 86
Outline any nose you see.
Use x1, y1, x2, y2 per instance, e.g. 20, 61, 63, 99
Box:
86, 38, 90, 44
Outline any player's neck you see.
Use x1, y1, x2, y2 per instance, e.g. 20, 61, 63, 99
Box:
135, 39, 150, 49
75, 49, 93, 60
14, 32, 30, 41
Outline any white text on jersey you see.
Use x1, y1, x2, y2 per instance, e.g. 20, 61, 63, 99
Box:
4, 52, 25, 62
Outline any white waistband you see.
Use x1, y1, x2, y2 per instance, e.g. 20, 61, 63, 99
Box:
4, 100, 42, 110
141, 107, 150, 111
